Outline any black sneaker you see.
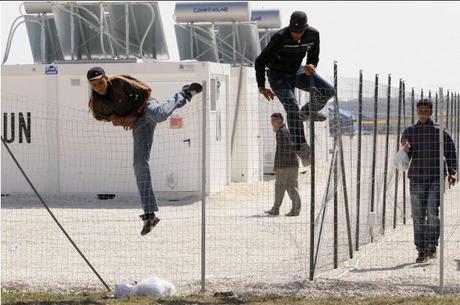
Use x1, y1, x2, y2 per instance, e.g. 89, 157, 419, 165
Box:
139, 213, 160, 236
297, 144, 311, 167
427, 246, 437, 259
264, 209, 279, 216
415, 252, 429, 263
285, 210, 300, 217
299, 110, 327, 122
181, 83, 203, 101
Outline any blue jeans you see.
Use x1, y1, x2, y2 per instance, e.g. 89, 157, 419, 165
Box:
267, 67, 335, 148
132, 93, 187, 214
409, 179, 442, 253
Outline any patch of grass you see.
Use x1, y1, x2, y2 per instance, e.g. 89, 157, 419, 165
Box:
2, 290, 460, 305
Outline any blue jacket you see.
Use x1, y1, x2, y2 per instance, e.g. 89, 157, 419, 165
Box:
401, 120, 457, 181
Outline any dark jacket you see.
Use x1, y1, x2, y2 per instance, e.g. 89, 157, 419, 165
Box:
254, 26, 320, 88
401, 120, 458, 181
274, 124, 299, 169
88, 75, 151, 122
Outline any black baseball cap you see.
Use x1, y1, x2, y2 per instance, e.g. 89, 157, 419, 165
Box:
87, 67, 105, 81
288, 11, 308, 33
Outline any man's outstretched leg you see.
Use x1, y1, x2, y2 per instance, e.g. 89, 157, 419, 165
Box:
144, 83, 203, 123
133, 83, 203, 235
295, 68, 336, 121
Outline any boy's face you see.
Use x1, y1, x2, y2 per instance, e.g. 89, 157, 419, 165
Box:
416, 105, 432, 124
271, 117, 282, 129
290, 28, 306, 41
89, 77, 108, 95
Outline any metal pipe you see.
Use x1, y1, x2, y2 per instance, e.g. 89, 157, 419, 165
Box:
232, 21, 236, 65
356, 70, 363, 250
138, 3, 155, 60
457, 94, 460, 160
435, 92, 439, 122
99, 2, 107, 57
70, 5, 75, 60
333, 64, 338, 268
382, 74, 391, 233
40, 15, 46, 63
313, 146, 337, 275
457, 93, 460, 163
370, 74, 379, 243
1, 136, 111, 292
402, 81, 407, 225
125, 3, 129, 58
338, 100, 353, 259
201, 81, 207, 292
2, 19, 26, 64
333, 62, 353, 262
438, 87, 445, 290
230, 47, 246, 155
393, 79, 403, 229
2, 15, 25, 64
451, 92, 454, 133
129, 4, 141, 55
190, 23, 194, 59
103, 9, 115, 58
446, 90, 450, 131
309, 66, 316, 281
411, 88, 415, 124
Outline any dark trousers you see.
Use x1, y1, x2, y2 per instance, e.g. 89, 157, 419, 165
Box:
409, 179, 441, 253
267, 66, 335, 149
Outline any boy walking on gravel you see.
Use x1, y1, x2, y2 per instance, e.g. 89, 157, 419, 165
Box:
401, 99, 457, 263
265, 113, 301, 217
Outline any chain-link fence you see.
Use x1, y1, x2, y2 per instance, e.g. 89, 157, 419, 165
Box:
1, 62, 459, 295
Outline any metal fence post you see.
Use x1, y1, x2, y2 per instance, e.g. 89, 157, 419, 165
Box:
454, 92, 457, 141
356, 70, 363, 250
457, 93, 460, 160
382, 74, 391, 233
332, 62, 353, 264
402, 81, 407, 225
393, 79, 403, 229
446, 90, 450, 130
370, 74, 379, 243
438, 87, 445, 290
309, 69, 317, 281
451, 92, 454, 133
333, 62, 338, 268
201, 80, 207, 292
411, 88, 415, 124
435, 92, 439, 122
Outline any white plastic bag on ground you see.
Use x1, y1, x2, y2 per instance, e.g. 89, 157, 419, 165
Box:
393, 149, 410, 172
115, 276, 176, 298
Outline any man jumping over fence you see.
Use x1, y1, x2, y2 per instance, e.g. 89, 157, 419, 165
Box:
87, 67, 202, 236
400, 99, 457, 263
255, 11, 336, 167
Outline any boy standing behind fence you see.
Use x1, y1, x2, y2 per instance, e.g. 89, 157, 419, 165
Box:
400, 99, 457, 263
265, 113, 301, 217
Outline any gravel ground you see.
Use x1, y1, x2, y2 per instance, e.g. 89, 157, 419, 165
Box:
2, 122, 459, 296
2, 178, 459, 296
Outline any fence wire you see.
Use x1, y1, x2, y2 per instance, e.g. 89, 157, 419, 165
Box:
1, 67, 459, 295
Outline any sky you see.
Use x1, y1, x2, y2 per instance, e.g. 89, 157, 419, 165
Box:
1, 1, 460, 92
